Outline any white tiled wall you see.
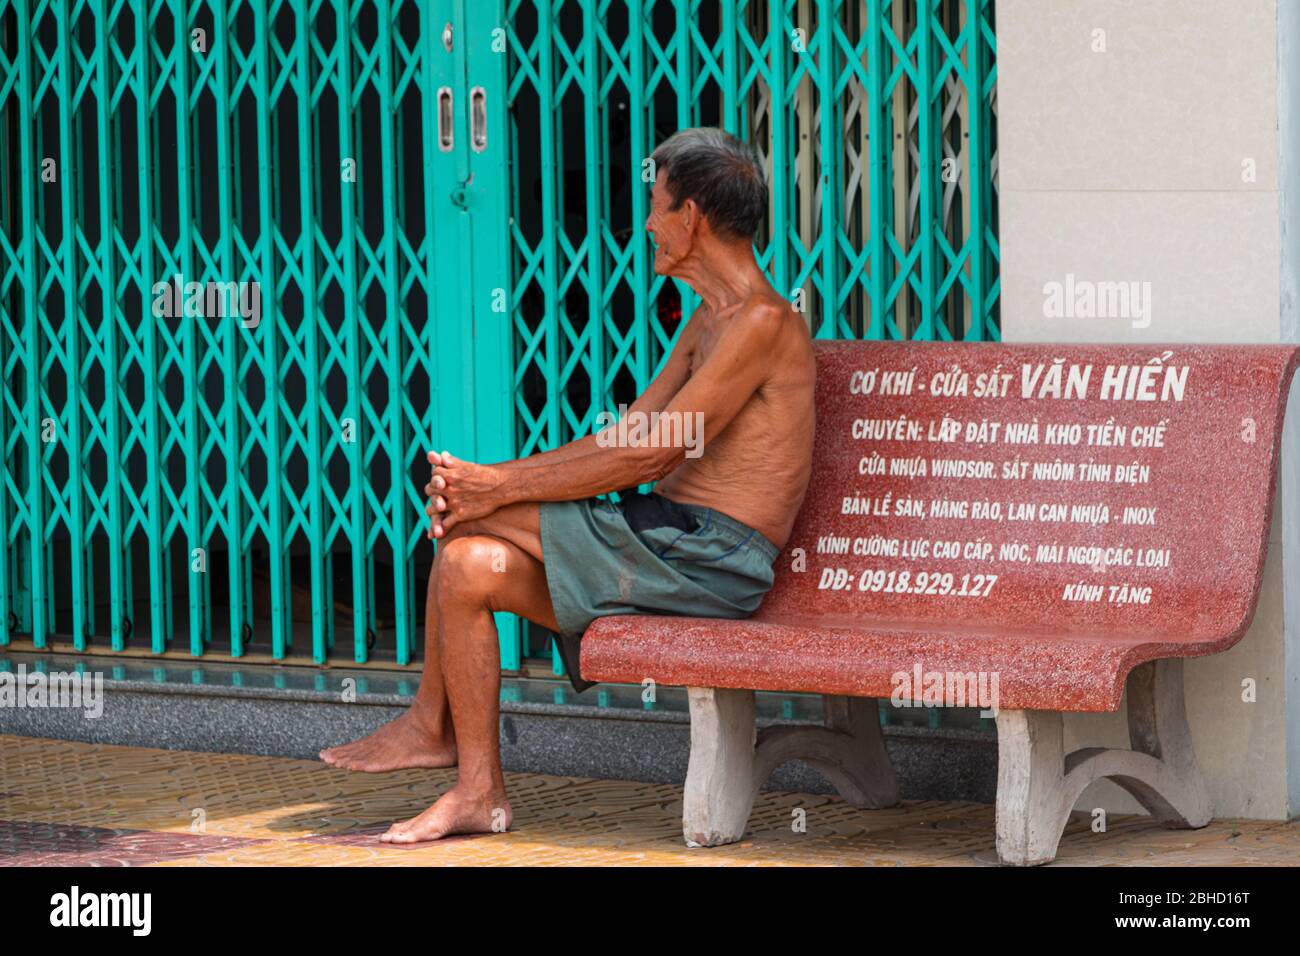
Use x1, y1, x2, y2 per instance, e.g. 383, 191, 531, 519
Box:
997, 0, 1298, 819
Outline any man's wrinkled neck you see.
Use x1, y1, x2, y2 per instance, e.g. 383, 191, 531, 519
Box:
670, 239, 766, 315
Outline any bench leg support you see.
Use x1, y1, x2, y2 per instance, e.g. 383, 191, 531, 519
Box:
682, 688, 898, 848
995, 658, 1212, 866
683, 687, 758, 847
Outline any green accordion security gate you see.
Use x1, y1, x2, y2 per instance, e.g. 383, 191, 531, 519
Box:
0, 0, 997, 677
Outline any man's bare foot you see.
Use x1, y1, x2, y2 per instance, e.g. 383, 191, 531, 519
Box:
380, 785, 512, 843
319, 708, 457, 772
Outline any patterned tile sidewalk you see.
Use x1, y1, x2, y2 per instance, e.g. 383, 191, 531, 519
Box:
1, 734, 1294, 866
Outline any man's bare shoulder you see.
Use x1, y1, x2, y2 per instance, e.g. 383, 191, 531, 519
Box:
688, 289, 812, 380
739, 290, 815, 375
722, 289, 805, 343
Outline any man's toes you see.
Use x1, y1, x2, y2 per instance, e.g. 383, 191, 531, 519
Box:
327, 750, 364, 771
381, 812, 446, 844
380, 822, 408, 843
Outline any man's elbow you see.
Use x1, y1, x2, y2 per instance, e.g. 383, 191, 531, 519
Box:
626, 443, 681, 484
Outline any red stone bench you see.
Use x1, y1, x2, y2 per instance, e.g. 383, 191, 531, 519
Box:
580, 340, 1300, 865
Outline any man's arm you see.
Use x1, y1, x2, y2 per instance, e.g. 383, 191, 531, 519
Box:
431, 301, 785, 532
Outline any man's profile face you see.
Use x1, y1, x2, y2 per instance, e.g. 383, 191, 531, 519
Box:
646, 176, 692, 276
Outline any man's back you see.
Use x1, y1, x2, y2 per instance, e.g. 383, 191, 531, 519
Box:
655, 291, 817, 549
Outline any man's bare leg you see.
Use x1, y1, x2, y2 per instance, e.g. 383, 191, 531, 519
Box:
380, 529, 557, 843
320, 502, 547, 773
318, 563, 457, 771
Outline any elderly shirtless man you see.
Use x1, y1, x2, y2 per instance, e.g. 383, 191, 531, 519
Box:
321, 127, 816, 843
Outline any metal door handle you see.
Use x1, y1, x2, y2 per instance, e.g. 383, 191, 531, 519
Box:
437, 86, 453, 152
470, 86, 487, 152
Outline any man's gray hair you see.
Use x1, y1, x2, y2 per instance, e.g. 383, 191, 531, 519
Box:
650, 127, 767, 240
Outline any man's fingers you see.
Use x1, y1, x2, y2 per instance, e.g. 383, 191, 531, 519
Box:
424, 495, 451, 541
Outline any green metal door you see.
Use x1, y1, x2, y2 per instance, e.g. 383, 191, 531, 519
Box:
427, 0, 520, 666
501, 0, 1000, 678
0, 0, 519, 667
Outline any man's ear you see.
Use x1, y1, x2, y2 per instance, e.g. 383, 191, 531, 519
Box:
681, 197, 703, 241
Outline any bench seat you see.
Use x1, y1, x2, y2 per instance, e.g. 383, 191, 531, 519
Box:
581, 612, 1244, 713
575, 340, 1300, 863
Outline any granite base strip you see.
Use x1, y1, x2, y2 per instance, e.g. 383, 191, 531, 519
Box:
0, 679, 997, 804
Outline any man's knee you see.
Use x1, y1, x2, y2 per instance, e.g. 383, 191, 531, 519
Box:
436, 535, 509, 605
430, 519, 482, 575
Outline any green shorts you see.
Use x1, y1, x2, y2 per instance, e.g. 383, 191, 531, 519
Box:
539, 492, 780, 693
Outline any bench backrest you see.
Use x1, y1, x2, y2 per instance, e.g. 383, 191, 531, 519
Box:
756, 341, 1299, 643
